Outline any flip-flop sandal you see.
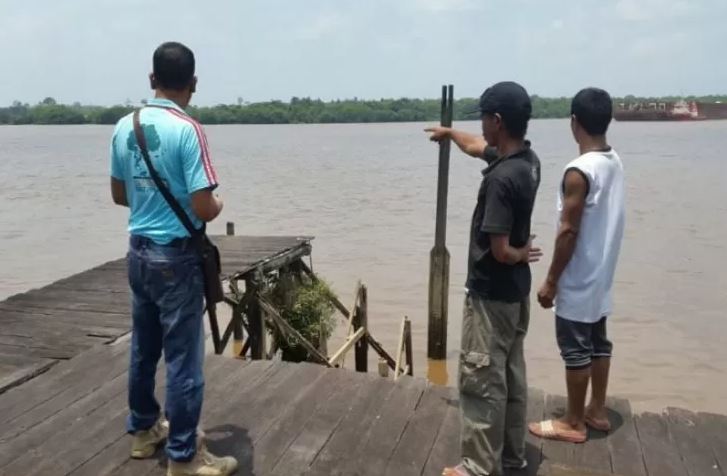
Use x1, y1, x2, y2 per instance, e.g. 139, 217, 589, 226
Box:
442, 464, 470, 476
528, 419, 587, 444
585, 415, 612, 432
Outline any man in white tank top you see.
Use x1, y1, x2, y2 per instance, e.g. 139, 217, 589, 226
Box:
529, 88, 625, 444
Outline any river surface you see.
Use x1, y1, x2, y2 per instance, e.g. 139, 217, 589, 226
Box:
1, 119, 725, 413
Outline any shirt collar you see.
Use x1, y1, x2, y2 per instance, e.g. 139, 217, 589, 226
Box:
483, 140, 532, 175
145, 98, 187, 114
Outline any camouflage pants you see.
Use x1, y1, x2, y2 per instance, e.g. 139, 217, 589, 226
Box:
459, 292, 529, 476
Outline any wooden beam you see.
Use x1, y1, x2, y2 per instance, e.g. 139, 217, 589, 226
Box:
258, 297, 332, 367
247, 278, 266, 360
428, 84, 454, 360
207, 303, 223, 355
230, 242, 312, 281
298, 260, 398, 370
219, 292, 252, 353
328, 328, 366, 367
394, 316, 407, 381
341, 281, 362, 368
404, 317, 413, 377
354, 285, 369, 373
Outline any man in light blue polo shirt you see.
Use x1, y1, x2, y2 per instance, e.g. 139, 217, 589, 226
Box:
110, 42, 236, 476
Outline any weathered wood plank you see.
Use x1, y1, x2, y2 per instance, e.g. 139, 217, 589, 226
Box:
1, 390, 129, 475
350, 376, 428, 474
252, 368, 345, 474
0, 358, 57, 395
96, 358, 246, 476
271, 370, 369, 475
421, 389, 460, 476
525, 387, 546, 476
231, 363, 328, 474
306, 376, 395, 474
0, 343, 127, 427
634, 411, 688, 476
665, 407, 721, 476
0, 371, 128, 469
697, 412, 727, 476
607, 397, 647, 476
385, 383, 451, 475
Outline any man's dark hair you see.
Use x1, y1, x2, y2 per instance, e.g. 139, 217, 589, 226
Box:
153, 42, 195, 91
498, 113, 529, 139
571, 88, 613, 135
478, 82, 532, 140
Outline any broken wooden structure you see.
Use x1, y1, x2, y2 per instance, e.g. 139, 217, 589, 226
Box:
217, 223, 410, 377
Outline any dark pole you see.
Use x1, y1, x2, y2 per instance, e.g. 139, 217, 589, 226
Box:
427, 84, 453, 360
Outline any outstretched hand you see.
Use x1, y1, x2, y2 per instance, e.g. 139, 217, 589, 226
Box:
424, 126, 451, 143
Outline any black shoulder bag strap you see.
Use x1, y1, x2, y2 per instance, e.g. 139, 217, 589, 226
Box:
132, 109, 201, 237
132, 109, 225, 306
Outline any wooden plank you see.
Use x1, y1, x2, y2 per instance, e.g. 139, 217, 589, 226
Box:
541, 394, 574, 467
4, 288, 131, 307
350, 376, 428, 474
384, 383, 452, 475
525, 387, 546, 476
0, 343, 127, 427
112, 362, 311, 476
634, 411, 688, 476
607, 397, 647, 476
251, 369, 344, 474
101, 360, 277, 476
571, 430, 610, 473
421, 388, 460, 476
571, 398, 610, 473
200, 362, 326, 476
306, 376, 395, 474
0, 358, 57, 395
0, 296, 129, 315
665, 407, 721, 476
0, 305, 130, 327
271, 370, 369, 475
96, 357, 249, 476
1, 389, 129, 475
0, 371, 128, 469
328, 327, 365, 367
0, 311, 127, 336
697, 412, 727, 475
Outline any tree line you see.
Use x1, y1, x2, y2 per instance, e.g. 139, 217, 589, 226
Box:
1, 95, 725, 125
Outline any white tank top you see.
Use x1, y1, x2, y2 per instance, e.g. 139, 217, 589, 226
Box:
555, 149, 625, 323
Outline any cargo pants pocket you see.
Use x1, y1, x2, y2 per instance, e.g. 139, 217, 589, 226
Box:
459, 351, 491, 397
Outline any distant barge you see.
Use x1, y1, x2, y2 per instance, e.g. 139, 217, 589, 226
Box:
614, 100, 727, 121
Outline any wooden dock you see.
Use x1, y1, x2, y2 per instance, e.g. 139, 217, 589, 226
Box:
0, 340, 726, 476
0, 236, 311, 393
1, 238, 726, 476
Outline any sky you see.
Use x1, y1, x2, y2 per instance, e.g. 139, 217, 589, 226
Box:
1, 0, 725, 106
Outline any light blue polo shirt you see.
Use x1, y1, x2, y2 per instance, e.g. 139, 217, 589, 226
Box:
110, 98, 219, 244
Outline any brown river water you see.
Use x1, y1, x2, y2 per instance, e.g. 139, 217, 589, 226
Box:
1, 119, 725, 413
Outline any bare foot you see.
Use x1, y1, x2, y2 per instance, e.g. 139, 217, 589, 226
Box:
442, 464, 470, 476
585, 405, 611, 431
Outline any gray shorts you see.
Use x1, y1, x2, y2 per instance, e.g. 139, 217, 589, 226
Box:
555, 316, 613, 370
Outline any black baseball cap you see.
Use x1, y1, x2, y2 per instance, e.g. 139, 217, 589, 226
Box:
471, 81, 532, 121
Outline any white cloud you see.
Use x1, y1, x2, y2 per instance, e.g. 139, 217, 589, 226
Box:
410, 0, 483, 12
296, 12, 348, 40
616, 0, 694, 21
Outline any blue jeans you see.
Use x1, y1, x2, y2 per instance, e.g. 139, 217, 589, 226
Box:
126, 235, 205, 462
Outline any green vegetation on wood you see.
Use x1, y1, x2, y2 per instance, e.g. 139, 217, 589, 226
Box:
1, 95, 726, 125
264, 275, 337, 363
